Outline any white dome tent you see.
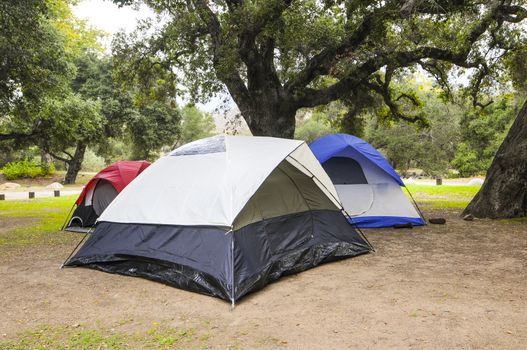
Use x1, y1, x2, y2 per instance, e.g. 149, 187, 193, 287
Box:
65, 136, 372, 303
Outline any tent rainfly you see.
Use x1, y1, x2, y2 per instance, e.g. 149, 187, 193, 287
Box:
64, 160, 150, 232
310, 134, 425, 228
64, 136, 372, 303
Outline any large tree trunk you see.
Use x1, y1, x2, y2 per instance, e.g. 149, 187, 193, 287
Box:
64, 143, 87, 185
245, 103, 297, 138
463, 100, 527, 218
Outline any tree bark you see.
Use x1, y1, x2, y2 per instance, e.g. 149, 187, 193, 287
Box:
64, 143, 87, 185
40, 150, 52, 167
244, 101, 297, 138
463, 100, 527, 218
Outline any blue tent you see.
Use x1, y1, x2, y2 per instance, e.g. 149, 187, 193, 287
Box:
310, 134, 425, 228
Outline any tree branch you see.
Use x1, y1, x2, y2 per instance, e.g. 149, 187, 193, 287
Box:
42, 149, 72, 164
0, 131, 39, 142
189, 0, 253, 113
285, 6, 394, 93
292, 0, 512, 109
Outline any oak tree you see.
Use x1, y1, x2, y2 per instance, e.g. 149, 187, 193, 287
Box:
113, 0, 527, 137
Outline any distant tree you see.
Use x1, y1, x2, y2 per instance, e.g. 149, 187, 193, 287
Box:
128, 102, 181, 159
37, 52, 133, 183
113, 0, 527, 138
294, 110, 337, 143
0, 0, 108, 183
44, 51, 181, 179
365, 77, 461, 176
38, 94, 103, 184
451, 94, 518, 176
0, 0, 72, 141
174, 105, 216, 147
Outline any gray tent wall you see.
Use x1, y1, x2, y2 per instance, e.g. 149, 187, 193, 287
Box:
65, 136, 371, 302
67, 180, 118, 230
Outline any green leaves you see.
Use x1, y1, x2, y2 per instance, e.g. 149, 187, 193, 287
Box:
176, 105, 215, 147
39, 93, 104, 153
110, 0, 527, 137
0, 0, 71, 117
128, 101, 181, 160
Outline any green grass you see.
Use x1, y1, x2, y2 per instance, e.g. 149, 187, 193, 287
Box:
0, 324, 201, 350
405, 184, 480, 209
0, 195, 77, 247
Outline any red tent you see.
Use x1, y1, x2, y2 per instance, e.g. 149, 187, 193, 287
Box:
65, 161, 151, 232
75, 160, 150, 205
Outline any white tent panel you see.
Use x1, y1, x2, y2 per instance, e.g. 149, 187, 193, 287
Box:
337, 182, 421, 219
98, 136, 333, 228
99, 153, 233, 227
335, 184, 374, 216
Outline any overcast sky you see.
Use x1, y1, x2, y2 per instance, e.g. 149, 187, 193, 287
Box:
73, 0, 231, 113
72, 0, 154, 37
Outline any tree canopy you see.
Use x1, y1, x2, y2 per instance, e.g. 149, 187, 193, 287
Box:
0, 0, 102, 143
112, 0, 527, 137
0, 0, 71, 140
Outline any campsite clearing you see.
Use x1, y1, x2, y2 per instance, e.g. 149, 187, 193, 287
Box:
0, 186, 526, 349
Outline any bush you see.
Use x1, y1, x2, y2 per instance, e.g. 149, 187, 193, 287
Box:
41, 162, 56, 176
1, 160, 55, 180
451, 143, 489, 177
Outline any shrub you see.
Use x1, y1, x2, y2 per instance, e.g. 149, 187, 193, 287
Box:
1, 160, 55, 180
41, 162, 56, 176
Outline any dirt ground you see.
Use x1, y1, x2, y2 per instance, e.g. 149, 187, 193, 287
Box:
1, 208, 526, 349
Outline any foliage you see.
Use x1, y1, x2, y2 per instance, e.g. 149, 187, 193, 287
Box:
35, 48, 180, 177
175, 105, 216, 147
365, 77, 462, 176
128, 102, 181, 160
39, 93, 104, 155
80, 148, 107, 172
295, 111, 337, 143
0, 0, 69, 118
294, 73, 519, 178
0, 0, 102, 143
1, 159, 55, 180
0, 146, 42, 169
112, 0, 527, 137
451, 94, 518, 176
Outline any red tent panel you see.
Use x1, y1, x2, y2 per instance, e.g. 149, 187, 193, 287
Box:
75, 160, 150, 205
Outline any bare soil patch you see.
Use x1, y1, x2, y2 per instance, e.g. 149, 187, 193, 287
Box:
0, 209, 526, 349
